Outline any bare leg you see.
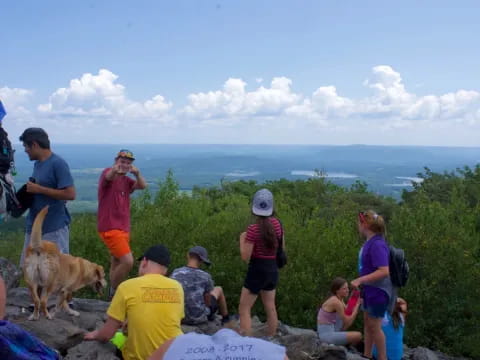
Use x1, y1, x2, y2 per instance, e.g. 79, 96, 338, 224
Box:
238, 287, 258, 336
346, 331, 363, 345
110, 253, 134, 290
363, 312, 373, 358
367, 315, 386, 360
210, 286, 228, 317
260, 289, 278, 337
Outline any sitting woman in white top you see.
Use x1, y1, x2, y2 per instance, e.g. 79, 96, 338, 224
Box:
317, 277, 362, 345
147, 328, 289, 360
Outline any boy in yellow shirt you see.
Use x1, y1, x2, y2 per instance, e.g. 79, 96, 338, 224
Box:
85, 244, 184, 360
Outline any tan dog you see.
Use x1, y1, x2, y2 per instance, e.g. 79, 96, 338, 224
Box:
23, 206, 107, 320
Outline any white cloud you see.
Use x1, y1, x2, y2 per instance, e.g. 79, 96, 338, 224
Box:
0, 86, 33, 120
38, 69, 173, 125
183, 77, 301, 123
2, 65, 480, 145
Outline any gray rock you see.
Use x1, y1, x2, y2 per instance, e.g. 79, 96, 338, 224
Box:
11, 316, 85, 354
347, 352, 367, 360
7, 287, 58, 309
55, 310, 106, 332
181, 321, 222, 335
72, 297, 110, 313
0, 257, 22, 290
3, 286, 471, 360
279, 322, 317, 337
319, 344, 348, 360
409, 347, 440, 360
64, 341, 120, 360
278, 333, 321, 360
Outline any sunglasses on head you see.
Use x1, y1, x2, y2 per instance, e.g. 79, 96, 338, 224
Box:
117, 150, 134, 159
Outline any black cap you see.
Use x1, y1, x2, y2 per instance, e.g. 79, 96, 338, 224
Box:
137, 244, 171, 266
188, 246, 211, 265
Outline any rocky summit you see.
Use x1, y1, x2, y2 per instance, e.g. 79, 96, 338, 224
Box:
1, 258, 469, 360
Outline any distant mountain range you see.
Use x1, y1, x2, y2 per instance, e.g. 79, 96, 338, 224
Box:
11, 144, 480, 212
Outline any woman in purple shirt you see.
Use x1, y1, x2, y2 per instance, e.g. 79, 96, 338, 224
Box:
351, 211, 390, 360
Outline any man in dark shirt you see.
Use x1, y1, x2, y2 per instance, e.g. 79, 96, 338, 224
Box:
171, 246, 232, 325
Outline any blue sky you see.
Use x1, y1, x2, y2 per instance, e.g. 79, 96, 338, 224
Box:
1, 1, 480, 145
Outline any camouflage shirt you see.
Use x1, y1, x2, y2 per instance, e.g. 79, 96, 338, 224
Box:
171, 266, 214, 324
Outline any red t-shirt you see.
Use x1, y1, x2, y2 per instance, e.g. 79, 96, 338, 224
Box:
97, 168, 136, 232
246, 217, 282, 259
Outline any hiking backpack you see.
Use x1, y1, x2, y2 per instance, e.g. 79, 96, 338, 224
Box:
0, 127, 14, 175
389, 245, 409, 287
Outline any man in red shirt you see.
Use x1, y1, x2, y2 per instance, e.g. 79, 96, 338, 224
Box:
97, 149, 147, 298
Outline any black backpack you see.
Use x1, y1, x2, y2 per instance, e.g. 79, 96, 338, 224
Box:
0, 127, 14, 175
389, 245, 409, 287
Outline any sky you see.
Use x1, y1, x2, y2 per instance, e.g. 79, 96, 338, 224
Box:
1, 0, 480, 146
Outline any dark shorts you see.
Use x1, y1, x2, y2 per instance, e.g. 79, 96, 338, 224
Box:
363, 301, 388, 318
207, 294, 219, 321
244, 258, 278, 295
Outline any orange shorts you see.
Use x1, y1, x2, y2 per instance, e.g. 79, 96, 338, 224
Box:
99, 230, 131, 258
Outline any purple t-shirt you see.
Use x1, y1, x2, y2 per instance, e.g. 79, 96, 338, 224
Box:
359, 234, 389, 305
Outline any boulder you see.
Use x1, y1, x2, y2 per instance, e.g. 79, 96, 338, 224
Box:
64, 341, 120, 360
12, 316, 85, 354
278, 333, 321, 360
0, 257, 22, 290
278, 322, 317, 337
7, 287, 57, 309
3, 286, 471, 360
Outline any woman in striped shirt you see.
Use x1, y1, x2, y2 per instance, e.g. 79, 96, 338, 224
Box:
239, 188, 284, 337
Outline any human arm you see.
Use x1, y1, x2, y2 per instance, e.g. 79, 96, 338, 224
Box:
0, 275, 6, 320
27, 158, 76, 200
130, 165, 147, 190
83, 316, 122, 342
335, 297, 361, 330
104, 164, 122, 182
351, 266, 389, 289
26, 182, 75, 200
239, 232, 253, 262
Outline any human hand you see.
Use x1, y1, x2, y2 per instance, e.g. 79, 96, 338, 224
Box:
26, 181, 42, 194
113, 163, 128, 175
84, 330, 99, 341
130, 165, 139, 176
351, 278, 361, 290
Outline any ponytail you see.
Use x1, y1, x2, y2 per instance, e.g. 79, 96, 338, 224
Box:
256, 216, 276, 250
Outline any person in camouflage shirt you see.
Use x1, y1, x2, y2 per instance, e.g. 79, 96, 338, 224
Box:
171, 246, 232, 325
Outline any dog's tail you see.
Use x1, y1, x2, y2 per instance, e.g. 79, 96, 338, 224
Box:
30, 206, 49, 250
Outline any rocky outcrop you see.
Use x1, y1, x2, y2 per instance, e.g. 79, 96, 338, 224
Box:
0, 256, 468, 360
4, 288, 471, 359
0, 256, 22, 290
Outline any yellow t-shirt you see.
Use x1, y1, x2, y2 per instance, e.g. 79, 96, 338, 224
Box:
107, 273, 184, 360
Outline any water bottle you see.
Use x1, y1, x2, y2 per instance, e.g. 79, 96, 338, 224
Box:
345, 289, 360, 316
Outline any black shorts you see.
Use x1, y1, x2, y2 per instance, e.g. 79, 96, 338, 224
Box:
244, 258, 278, 294
207, 294, 219, 321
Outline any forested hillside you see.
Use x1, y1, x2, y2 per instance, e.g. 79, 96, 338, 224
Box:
1, 167, 479, 358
